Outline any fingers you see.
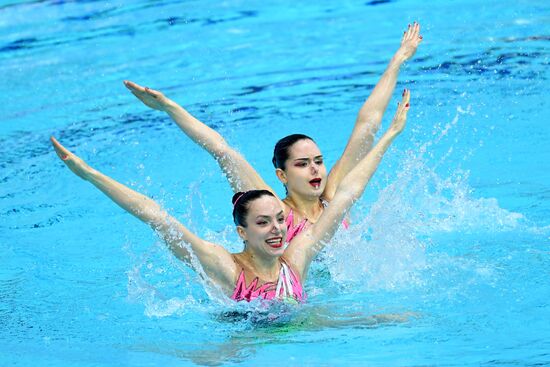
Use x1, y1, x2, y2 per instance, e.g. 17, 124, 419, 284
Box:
145, 87, 159, 99
129, 90, 141, 100
401, 88, 411, 106
50, 136, 70, 161
402, 22, 422, 42
124, 80, 147, 95
123, 80, 138, 90
413, 22, 422, 42
395, 89, 411, 119
402, 25, 410, 41
123, 80, 159, 98
124, 80, 146, 94
412, 22, 421, 42
404, 23, 413, 40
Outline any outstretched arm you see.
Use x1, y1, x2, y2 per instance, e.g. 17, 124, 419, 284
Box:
286, 90, 411, 280
323, 23, 421, 201
124, 81, 276, 196
50, 137, 237, 290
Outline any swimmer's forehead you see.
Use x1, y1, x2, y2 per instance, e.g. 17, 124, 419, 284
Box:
288, 140, 322, 160
247, 196, 284, 218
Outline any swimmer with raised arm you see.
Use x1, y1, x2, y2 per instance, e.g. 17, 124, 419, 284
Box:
123, 23, 422, 242
51, 91, 411, 303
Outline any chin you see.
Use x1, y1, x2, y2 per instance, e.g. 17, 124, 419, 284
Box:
306, 190, 323, 198
267, 245, 285, 256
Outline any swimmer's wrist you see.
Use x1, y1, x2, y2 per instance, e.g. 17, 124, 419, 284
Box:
387, 126, 403, 137
83, 167, 100, 182
163, 100, 181, 114
390, 54, 405, 68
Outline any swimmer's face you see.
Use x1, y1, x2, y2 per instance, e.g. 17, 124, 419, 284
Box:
276, 139, 327, 198
237, 195, 287, 257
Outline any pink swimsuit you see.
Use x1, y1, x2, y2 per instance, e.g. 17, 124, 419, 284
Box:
231, 260, 305, 303
285, 208, 310, 243
285, 200, 349, 243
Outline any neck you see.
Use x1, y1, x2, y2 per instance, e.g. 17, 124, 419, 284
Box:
240, 249, 281, 280
284, 193, 323, 222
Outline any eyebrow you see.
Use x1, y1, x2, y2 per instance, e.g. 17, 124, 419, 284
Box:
292, 155, 323, 161
255, 210, 284, 220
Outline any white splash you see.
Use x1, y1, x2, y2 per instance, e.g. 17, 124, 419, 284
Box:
325, 107, 526, 292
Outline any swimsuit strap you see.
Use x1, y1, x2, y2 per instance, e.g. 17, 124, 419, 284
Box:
274, 264, 286, 298
279, 258, 305, 301
230, 259, 305, 302
285, 207, 309, 243
274, 261, 296, 299
282, 263, 294, 297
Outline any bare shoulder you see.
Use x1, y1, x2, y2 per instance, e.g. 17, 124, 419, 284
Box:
196, 242, 240, 289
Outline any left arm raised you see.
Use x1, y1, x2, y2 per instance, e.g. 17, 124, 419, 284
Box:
50, 137, 238, 291
285, 90, 411, 280
323, 23, 421, 201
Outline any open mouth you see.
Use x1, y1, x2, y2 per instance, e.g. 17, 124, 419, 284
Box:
265, 237, 284, 248
309, 178, 322, 189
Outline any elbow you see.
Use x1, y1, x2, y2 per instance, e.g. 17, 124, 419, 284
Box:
358, 111, 382, 130
142, 205, 170, 228
335, 184, 361, 206
211, 142, 231, 159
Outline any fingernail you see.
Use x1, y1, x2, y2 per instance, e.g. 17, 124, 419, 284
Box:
419, 36, 423, 39
62, 154, 68, 160
402, 89, 406, 96
405, 103, 410, 108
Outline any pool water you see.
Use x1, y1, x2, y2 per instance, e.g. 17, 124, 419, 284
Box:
1, 0, 549, 365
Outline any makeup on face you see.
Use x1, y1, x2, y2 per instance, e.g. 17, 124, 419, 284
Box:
253, 211, 286, 248
288, 155, 326, 190
244, 196, 287, 254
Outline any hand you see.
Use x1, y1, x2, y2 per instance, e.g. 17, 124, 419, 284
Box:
50, 136, 93, 180
389, 89, 410, 134
123, 80, 175, 112
395, 22, 423, 63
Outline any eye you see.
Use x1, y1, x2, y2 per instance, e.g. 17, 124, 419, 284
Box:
295, 162, 307, 167
315, 158, 324, 165
277, 216, 285, 223
256, 220, 268, 226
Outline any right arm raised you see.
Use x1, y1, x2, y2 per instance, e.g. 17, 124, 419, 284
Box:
124, 81, 276, 196
323, 23, 422, 201
50, 137, 237, 291
284, 90, 411, 281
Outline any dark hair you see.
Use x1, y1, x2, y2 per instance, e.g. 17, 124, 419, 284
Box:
272, 134, 315, 170
232, 190, 276, 227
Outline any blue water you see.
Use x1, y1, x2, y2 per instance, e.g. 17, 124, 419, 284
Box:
1, 0, 549, 365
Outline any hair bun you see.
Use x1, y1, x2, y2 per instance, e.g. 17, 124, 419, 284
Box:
232, 192, 245, 205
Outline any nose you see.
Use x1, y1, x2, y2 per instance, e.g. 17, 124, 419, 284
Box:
271, 220, 283, 234
310, 163, 319, 174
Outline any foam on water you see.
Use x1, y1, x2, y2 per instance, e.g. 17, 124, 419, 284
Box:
324, 106, 528, 294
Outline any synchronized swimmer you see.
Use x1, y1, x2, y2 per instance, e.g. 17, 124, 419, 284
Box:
123, 22, 422, 243
52, 23, 422, 304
